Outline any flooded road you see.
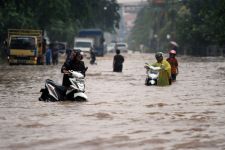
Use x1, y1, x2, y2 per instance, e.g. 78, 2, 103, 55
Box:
0, 53, 225, 150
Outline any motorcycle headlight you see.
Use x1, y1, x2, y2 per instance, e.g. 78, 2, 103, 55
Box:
150, 80, 155, 85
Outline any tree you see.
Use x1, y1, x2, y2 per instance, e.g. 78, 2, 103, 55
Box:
0, 0, 120, 50
129, 0, 225, 56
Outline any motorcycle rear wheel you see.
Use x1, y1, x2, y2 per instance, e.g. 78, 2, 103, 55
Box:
145, 78, 150, 86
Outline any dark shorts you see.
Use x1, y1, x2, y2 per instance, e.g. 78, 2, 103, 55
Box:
171, 74, 177, 81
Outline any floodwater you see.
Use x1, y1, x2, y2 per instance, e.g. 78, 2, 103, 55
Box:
0, 53, 225, 150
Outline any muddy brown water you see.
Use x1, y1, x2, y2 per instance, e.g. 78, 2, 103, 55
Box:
0, 53, 225, 150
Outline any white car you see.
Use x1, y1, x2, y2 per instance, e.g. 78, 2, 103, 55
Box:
116, 42, 128, 53
107, 42, 116, 53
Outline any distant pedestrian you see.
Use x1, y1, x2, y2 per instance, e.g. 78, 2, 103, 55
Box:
52, 43, 59, 65
167, 50, 179, 82
66, 48, 72, 61
45, 45, 52, 65
113, 49, 124, 72
3, 40, 8, 57
90, 47, 96, 65
42, 39, 47, 54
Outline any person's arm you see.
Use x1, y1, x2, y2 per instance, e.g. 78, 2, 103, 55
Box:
61, 61, 70, 74
79, 61, 87, 77
151, 62, 157, 67
176, 59, 179, 74
122, 56, 124, 63
144, 62, 152, 69
113, 56, 116, 66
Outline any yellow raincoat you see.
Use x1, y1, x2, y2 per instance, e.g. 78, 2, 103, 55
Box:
151, 60, 171, 86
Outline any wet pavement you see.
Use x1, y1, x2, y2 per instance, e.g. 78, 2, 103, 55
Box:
0, 53, 225, 150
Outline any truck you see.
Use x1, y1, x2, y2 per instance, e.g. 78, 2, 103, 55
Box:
78, 29, 105, 56
7, 29, 45, 65
74, 37, 94, 54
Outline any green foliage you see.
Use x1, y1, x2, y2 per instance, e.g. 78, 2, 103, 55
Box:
0, 0, 120, 48
129, 0, 225, 56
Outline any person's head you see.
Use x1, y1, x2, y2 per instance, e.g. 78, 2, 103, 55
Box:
169, 49, 176, 58
116, 49, 120, 54
80, 51, 84, 60
155, 52, 163, 63
72, 49, 82, 61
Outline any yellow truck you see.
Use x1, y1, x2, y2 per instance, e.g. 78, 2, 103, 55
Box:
7, 29, 45, 65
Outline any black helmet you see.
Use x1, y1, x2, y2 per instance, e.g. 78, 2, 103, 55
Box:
73, 48, 81, 53
116, 49, 120, 54
155, 52, 163, 58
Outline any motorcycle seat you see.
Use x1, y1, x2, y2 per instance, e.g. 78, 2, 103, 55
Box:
45, 79, 67, 93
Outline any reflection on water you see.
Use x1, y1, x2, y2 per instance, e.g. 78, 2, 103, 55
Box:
0, 54, 225, 150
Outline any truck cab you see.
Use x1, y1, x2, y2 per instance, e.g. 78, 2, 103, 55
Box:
74, 37, 94, 57
7, 29, 43, 65
78, 29, 105, 56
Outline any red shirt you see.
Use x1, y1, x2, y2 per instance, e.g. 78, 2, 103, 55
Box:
167, 57, 178, 74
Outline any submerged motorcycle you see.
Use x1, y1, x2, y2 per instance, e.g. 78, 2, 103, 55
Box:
39, 70, 87, 102
145, 64, 161, 86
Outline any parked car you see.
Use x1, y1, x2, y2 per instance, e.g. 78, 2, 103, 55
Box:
107, 42, 116, 53
116, 42, 128, 53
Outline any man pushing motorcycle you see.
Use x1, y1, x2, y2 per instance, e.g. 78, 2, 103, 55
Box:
145, 52, 171, 86
39, 49, 88, 102
61, 49, 87, 88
